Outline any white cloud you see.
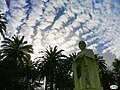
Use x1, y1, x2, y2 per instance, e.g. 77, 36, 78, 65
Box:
0, 0, 120, 62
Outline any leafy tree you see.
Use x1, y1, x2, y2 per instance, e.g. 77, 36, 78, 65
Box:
0, 10, 7, 38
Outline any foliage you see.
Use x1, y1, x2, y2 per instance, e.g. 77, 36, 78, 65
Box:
0, 35, 33, 67
34, 46, 75, 90
0, 35, 42, 90
95, 54, 116, 90
0, 10, 7, 38
0, 34, 119, 90
112, 59, 120, 89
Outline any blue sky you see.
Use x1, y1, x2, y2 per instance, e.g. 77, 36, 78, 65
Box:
0, 0, 120, 66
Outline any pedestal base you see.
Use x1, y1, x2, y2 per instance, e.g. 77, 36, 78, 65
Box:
73, 87, 103, 90
81, 89, 101, 90
72, 57, 102, 90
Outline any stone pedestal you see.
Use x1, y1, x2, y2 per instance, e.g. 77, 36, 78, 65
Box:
72, 56, 102, 90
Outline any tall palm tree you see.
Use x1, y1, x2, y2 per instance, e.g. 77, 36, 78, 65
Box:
0, 10, 7, 38
0, 35, 33, 67
113, 59, 120, 88
35, 46, 67, 90
95, 54, 107, 72
0, 35, 33, 89
95, 54, 116, 90
57, 52, 77, 90
65, 52, 77, 74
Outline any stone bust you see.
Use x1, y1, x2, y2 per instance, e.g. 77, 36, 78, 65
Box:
76, 41, 95, 60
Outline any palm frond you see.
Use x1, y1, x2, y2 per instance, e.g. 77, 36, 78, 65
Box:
0, 12, 7, 38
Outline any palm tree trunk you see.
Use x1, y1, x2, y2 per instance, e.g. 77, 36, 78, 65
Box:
50, 79, 53, 90
45, 76, 48, 90
50, 74, 54, 90
55, 84, 57, 90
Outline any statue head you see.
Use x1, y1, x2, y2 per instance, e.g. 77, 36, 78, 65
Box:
79, 41, 86, 51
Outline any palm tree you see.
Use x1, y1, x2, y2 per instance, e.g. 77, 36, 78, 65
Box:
113, 59, 120, 88
95, 54, 107, 73
95, 54, 116, 90
35, 46, 67, 90
57, 52, 77, 90
65, 52, 77, 73
0, 35, 33, 67
0, 35, 33, 89
0, 10, 7, 38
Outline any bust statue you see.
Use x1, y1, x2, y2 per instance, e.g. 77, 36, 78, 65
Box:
72, 41, 101, 90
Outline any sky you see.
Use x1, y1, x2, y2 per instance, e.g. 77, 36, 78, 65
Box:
0, 0, 120, 66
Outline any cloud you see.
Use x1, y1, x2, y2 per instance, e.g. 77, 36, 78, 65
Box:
0, 0, 120, 62
101, 52, 116, 69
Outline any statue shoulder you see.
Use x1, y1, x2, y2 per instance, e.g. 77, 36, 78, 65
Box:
83, 49, 95, 59
86, 49, 94, 53
85, 49, 92, 51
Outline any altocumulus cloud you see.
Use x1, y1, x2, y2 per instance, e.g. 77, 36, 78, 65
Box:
0, 0, 120, 62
